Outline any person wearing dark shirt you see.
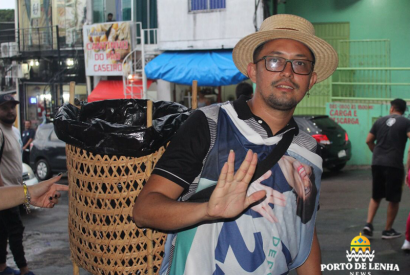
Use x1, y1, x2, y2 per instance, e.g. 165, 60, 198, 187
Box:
21, 121, 35, 164
363, 98, 410, 239
235, 82, 254, 99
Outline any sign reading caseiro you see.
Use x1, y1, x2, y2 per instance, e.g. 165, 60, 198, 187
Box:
83, 21, 134, 76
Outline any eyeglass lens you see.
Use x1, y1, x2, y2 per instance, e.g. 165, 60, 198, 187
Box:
265, 57, 313, 74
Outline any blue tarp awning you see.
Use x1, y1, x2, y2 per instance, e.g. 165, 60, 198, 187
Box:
144, 50, 248, 86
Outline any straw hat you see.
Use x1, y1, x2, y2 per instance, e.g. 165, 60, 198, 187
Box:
233, 14, 338, 83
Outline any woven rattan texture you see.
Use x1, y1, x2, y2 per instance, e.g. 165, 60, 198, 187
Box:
67, 144, 166, 275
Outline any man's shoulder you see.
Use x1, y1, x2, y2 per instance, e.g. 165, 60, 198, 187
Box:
395, 115, 410, 122
292, 130, 318, 152
196, 102, 225, 122
385, 115, 410, 127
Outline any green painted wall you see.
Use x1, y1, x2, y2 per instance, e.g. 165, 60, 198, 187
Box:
283, 0, 410, 68
280, 0, 410, 165
283, 0, 410, 98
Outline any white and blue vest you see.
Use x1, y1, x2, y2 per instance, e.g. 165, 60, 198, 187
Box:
160, 102, 322, 275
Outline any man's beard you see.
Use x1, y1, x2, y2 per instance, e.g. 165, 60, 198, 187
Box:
0, 117, 16, 125
263, 93, 298, 111
261, 79, 307, 111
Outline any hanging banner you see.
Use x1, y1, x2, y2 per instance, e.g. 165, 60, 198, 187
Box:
83, 21, 134, 76
31, 0, 41, 19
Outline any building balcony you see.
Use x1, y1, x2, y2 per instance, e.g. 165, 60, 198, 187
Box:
0, 25, 84, 59
0, 24, 159, 59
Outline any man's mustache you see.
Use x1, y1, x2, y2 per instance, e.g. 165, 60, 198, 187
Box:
271, 79, 300, 90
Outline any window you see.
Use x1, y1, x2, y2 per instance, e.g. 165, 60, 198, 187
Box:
190, 0, 226, 11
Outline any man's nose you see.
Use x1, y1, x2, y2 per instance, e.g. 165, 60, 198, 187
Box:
280, 61, 294, 78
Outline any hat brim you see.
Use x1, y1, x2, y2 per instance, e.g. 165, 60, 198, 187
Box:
0, 100, 20, 106
233, 30, 339, 83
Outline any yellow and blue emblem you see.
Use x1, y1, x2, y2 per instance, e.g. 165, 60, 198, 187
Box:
350, 233, 371, 252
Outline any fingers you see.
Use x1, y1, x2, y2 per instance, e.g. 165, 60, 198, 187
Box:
245, 189, 266, 208
54, 184, 69, 192
249, 183, 286, 207
46, 173, 63, 184
217, 162, 228, 188
269, 191, 286, 206
226, 150, 235, 183
256, 170, 272, 183
234, 150, 257, 183
259, 205, 275, 223
262, 205, 278, 223
47, 196, 58, 208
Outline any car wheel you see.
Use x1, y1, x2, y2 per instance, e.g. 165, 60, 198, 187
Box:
36, 159, 52, 180
328, 163, 346, 172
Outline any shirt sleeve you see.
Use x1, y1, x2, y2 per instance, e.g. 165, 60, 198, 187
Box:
152, 110, 210, 189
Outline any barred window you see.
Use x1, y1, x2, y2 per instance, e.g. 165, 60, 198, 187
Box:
190, 0, 226, 11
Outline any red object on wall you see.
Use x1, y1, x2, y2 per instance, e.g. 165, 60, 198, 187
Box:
87, 80, 153, 102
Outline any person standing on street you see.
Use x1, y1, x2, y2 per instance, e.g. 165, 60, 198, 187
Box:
402, 175, 410, 250
133, 14, 338, 275
21, 121, 35, 165
363, 98, 410, 239
0, 94, 35, 275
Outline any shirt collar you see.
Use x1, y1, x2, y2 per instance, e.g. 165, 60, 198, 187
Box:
232, 95, 299, 136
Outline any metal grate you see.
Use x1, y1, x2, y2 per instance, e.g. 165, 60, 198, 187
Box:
295, 22, 349, 115
332, 40, 392, 101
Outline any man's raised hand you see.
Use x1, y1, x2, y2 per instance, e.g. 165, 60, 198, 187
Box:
206, 150, 267, 219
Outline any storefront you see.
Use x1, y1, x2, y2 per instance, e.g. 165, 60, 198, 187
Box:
23, 82, 87, 128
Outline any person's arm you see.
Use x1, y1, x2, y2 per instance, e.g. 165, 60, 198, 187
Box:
406, 132, 410, 173
0, 175, 4, 187
365, 133, 376, 152
22, 137, 33, 150
0, 174, 68, 211
133, 150, 266, 231
296, 228, 322, 275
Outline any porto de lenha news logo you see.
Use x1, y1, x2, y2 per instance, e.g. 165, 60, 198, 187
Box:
321, 233, 400, 274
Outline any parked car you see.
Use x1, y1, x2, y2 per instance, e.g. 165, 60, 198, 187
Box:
23, 162, 38, 186
294, 115, 352, 171
29, 123, 67, 180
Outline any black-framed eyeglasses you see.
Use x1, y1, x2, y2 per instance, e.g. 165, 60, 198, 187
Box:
254, 56, 315, 75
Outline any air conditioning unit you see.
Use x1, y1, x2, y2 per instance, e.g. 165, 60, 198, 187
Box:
8, 42, 18, 57
1, 42, 18, 58
1, 43, 9, 57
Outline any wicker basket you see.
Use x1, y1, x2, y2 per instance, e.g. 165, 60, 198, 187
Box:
67, 144, 167, 275
67, 100, 167, 275
66, 88, 200, 275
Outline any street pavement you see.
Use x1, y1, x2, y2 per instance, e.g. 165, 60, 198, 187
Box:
6, 168, 410, 275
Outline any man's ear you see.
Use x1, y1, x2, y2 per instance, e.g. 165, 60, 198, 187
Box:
308, 72, 318, 90
247, 63, 257, 83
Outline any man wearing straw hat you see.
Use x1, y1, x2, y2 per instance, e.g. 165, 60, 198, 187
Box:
134, 14, 338, 274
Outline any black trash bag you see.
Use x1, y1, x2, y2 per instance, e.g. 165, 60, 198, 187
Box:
54, 99, 192, 157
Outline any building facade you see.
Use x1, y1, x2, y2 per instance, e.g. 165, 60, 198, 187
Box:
0, 0, 158, 129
